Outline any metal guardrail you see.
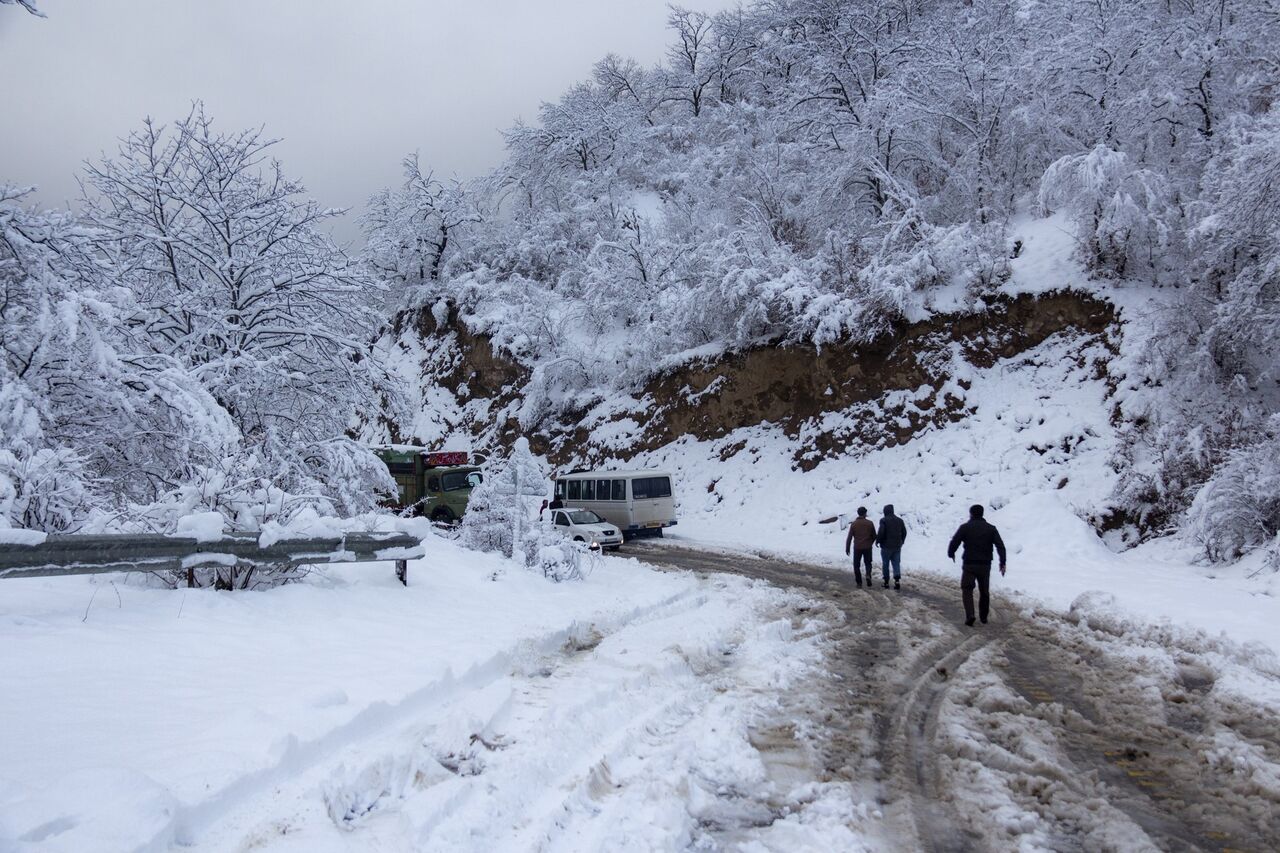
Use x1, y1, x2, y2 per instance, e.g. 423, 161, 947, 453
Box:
0, 531, 424, 586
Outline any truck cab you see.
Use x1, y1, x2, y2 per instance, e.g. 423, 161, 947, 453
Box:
372, 446, 483, 522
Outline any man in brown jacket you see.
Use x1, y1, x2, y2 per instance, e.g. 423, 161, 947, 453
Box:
844, 506, 876, 588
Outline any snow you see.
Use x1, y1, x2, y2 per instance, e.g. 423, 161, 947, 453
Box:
1005, 211, 1091, 296
257, 506, 345, 548
0, 532, 854, 851
173, 511, 225, 543
0, 526, 46, 545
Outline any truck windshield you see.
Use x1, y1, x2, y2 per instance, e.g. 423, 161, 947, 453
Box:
441, 470, 479, 491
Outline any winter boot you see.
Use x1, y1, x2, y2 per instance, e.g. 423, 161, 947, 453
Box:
965, 617, 976, 627
894, 579, 900, 590
882, 579, 890, 589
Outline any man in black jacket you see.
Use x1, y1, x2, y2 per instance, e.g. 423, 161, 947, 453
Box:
875, 504, 908, 590
947, 505, 1008, 626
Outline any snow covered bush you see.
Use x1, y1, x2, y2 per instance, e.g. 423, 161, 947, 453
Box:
458, 476, 514, 557
522, 523, 584, 583
1038, 145, 1179, 281
1183, 427, 1280, 565
459, 439, 548, 558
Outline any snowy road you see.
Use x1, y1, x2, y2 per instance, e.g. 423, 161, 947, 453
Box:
627, 540, 1280, 852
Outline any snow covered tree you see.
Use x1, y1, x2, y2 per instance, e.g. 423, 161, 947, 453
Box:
76, 105, 395, 523
361, 153, 478, 304
458, 438, 580, 579
1, 185, 232, 531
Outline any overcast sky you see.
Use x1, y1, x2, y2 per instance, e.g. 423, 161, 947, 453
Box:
0, 0, 729, 244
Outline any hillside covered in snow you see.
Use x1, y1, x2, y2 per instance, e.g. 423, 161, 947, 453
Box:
360, 0, 1280, 578
3, 0, 1278, 573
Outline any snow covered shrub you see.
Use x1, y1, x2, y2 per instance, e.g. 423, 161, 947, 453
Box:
1038, 145, 1179, 281
522, 523, 584, 582
459, 439, 547, 557
1186, 430, 1280, 562
0, 429, 89, 533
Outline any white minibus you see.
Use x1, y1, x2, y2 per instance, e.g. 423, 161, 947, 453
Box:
552, 470, 677, 538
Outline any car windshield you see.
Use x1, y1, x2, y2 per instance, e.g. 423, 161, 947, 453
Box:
568, 510, 603, 524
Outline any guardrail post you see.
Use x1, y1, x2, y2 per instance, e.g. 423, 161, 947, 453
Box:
396, 559, 407, 586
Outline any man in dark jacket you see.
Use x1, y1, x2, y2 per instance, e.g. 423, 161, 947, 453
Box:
947, 504, 1008, 626
875, 504, 908, 590
844, 506, 876, 588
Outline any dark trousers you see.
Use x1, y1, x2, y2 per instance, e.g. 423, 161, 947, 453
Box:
852, 548, 873, 583
961, 564, 991, 622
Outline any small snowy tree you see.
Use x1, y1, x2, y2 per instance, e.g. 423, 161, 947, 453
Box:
458, 476, 513, 557
458, 439, 581, 580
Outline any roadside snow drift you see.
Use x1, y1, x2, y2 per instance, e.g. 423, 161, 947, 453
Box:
0, 536, 819, 851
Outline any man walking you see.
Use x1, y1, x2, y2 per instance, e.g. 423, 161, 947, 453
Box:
875, 504, 907, 590
844, 506, 876, 588
947, 504, 1008, 626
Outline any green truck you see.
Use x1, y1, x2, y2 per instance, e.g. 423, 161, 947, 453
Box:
373, 447, 484, 522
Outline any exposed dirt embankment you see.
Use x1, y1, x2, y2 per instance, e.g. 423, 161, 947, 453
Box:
636, 292, 1114, 461
412, 305, 528, 404
405, 291, 1116, 467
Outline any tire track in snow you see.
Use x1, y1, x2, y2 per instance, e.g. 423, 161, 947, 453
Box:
175, 584, 716, 851
630, 540, 1280, 852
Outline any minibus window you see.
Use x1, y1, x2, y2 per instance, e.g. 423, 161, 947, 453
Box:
568, 480, 581, 500
612, 480, 626, 500
632, 477, 671, 500
582, 480, 595, 500
597, 480, 610, 500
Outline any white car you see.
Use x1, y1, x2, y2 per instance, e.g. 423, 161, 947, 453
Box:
549, 508, 623, 551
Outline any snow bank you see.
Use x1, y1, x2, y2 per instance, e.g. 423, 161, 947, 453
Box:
0, 533, 706, 850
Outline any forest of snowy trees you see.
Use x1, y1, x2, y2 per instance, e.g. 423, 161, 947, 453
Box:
3, 0, 1279, 562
